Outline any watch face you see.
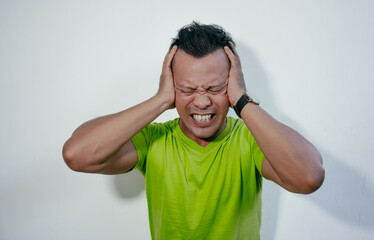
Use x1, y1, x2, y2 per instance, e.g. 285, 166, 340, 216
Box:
246, 93, 260, 105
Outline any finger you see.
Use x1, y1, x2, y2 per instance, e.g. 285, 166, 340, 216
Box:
163, 45, 178, 71
228, 41, 239, 57
224, 44, 241, 69
224, 45, 234, 59
229, 42, 242, 68
224, 45, 238, 67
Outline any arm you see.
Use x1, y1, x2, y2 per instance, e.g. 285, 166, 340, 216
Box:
224, 44, 325, 194
62, 46, 178, 174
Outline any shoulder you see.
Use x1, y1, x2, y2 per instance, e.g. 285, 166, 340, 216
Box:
132, 118, 179, 154
226, 117, 248, 133
146, 118, 179, 131
139, 118, 179, 139
226, 117, 256, 144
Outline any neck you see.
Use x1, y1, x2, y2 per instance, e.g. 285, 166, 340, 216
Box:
179, 118, 227, 147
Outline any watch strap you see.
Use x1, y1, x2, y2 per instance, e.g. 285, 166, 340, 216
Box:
233, 93, 259, 118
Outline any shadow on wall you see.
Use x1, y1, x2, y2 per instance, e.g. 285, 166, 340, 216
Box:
113, 170, 145, 198
309, 150, 374, 228
237, 42, 374, 234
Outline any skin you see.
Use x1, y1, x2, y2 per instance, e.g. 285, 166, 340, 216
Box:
173, 49, 230, 146
63, 43, 325, 194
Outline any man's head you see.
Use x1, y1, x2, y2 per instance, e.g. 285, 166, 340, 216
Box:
170, 22, 235, 145
170, 21, 235, 57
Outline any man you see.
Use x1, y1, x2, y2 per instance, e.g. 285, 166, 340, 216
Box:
63, 22, 325, 239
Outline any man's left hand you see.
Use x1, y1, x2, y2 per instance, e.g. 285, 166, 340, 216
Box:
224, 42, 247, 107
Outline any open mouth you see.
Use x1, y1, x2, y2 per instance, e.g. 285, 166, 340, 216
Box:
191, 114, 215, 124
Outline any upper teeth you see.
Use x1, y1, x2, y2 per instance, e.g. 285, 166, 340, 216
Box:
193, 114, 212, 122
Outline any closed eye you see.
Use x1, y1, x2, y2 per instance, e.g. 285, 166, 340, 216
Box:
208, 85, 227, 94
176, 84, 227, 95
177, 88, 194, 95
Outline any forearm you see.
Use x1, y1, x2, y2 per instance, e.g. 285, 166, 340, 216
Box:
241, 103, 324, 192
63, 94, 169, 166
224, 43, 323, 193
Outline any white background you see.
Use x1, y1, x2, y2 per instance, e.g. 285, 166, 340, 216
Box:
1, 0, 373, 239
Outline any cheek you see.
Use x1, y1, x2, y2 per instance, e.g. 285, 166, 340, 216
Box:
175, 95, 184, 107
175, 95, 191, 113
176, 94, 229, 112
213, 94, 230, 110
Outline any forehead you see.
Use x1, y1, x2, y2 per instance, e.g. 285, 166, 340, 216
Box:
172, 49, 229, 88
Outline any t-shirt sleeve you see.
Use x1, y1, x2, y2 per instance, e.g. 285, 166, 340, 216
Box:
249, 132, 265, 176
234, 118, 265, 176
130, 124, 154, 175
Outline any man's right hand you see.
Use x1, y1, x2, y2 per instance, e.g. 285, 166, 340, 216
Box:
63, 45, 179, 174
157, 45, 178, 109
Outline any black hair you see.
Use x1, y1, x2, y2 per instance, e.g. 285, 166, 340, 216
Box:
170, 21, 235, 57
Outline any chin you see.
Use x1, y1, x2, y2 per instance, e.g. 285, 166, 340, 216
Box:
191, 127, 219, 140
180, 114, 226, 141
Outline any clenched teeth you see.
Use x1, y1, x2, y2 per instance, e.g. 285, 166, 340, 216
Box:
193, 114, 212, 122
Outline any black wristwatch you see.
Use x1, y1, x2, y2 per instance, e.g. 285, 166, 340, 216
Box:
233, 93, 260, 118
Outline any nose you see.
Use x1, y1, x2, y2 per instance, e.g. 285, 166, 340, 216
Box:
192, 93, 212, 109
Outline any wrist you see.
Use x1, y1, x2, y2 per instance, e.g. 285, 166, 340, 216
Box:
154, 91, 174, 111
229, 90, 246, 107
232, 92, 260, 118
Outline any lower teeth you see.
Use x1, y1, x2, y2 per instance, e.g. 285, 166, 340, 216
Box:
194, 115, 211, 122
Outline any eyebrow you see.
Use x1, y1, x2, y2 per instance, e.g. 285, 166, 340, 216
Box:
209, 82, 227, 88
175, 80, 228, 90
175, 84, 196, 90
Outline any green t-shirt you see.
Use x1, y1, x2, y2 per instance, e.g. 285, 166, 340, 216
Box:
131, 117, 265, 240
